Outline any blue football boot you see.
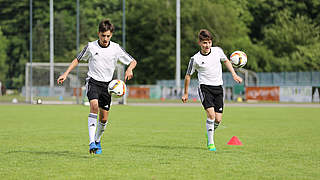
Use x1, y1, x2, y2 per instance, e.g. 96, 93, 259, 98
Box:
95, 141, 102, 154
89, 142, 98, 154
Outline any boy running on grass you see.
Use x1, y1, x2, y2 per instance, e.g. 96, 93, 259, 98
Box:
182, 29, 242, 151
57, 19, 137, 154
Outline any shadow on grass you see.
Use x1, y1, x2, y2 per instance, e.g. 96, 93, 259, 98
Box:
131, 144, 204, 150
131, 144, 246, 155
7, 150, 91, 159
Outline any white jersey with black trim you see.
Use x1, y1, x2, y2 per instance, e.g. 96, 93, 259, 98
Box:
186, 47, 228, 86
77, 40, 134, 82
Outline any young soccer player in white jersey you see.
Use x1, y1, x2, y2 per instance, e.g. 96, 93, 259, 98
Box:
182, 29, 242, 151
57, 19, 137, 154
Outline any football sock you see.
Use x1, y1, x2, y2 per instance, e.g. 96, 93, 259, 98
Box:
95, 121, 108, 142
88, 113, 98, 144
214, 121, 220, 130
206, 118, 215, 145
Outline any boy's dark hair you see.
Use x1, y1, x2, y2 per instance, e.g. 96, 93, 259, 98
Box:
198, 29, 213, 41
98, 19, 115, 33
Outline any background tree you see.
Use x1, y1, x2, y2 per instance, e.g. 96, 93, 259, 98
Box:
0, 0, 319, 89
33, 20, 49, 62
0, 27, 8, 83
126, 0, 176, 84
263, 10, 320, 71
180, 0, 255, 73
0, 1, 29, 89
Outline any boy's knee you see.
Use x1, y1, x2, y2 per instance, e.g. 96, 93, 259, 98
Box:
215, 119, 221, 123
90, 104, 99, 114
207, 114, 215, 120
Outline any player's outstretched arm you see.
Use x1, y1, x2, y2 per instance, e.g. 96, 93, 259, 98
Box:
124, 60, 137, 82
182, 75, 191, 103
57, 58, 79, 84
224, 60, 242, 83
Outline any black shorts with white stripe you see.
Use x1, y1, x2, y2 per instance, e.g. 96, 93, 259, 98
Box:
86, 78, 111, 111
198, 84, 224, 113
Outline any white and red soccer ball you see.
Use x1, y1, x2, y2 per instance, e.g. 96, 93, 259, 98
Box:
108, 79, 126, 97
230, 51, 247, 68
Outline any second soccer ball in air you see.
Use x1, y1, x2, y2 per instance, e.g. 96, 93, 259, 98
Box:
230, 51, 247, 68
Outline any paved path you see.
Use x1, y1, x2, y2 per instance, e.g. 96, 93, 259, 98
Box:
1, 101, 319, 108
128, 102, 320, 108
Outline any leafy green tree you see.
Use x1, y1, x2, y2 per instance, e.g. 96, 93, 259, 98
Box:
180, 0, 255, 73
126, 0, 176, 84
33, 20, 49, 62
263, 10, 320, 71
0, 0, 29, 89
0, 0, 320, 89
247, 0, 320, 41
0, 27, 8, 83
54, 12, 75, 61
79, 0, 122, 45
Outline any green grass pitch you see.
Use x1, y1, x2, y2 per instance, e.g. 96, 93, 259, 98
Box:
0, 104, 319, 179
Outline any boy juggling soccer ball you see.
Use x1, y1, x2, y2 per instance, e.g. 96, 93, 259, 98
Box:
57, 19, 137, 154
182, 29, 242, 151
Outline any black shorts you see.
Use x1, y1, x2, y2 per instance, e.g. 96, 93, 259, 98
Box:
198, 84, 224, 113
86, 78, 111, 111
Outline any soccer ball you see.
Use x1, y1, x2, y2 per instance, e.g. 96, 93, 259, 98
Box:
230, 51, 247, 68
108, 79, 126, 97
36, 98, 43, 104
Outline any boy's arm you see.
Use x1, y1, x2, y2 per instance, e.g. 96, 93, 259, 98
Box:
182, 74, 191, 103
224, 60, 242, 83
57, 58, 79, 84
124, 60, 137, 81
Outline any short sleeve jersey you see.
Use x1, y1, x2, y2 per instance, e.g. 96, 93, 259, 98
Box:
186, 47, 228, 86
77, 40, 134, 82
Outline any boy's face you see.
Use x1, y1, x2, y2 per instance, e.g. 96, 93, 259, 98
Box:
98, 30, 113, 47
198, 39, 212, 54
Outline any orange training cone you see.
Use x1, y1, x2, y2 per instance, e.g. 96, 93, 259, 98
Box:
227, 136, 243, 145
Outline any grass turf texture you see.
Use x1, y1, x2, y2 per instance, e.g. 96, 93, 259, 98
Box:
0, 105, 319, 179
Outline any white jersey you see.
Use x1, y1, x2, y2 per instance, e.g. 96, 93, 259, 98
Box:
186, 47, 228, 86
77, 40, 134, 82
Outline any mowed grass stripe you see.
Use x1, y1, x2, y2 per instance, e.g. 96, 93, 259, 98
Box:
0, 105, 319, 179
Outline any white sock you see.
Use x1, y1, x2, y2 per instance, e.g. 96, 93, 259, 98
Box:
88, 113, 98, 144
95, 121, 108, 142
206, 118, 215, 145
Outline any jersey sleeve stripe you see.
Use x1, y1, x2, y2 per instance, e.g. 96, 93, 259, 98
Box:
76, 45, 88, 61
119, 46, 134, 61
186, 58, 194, 75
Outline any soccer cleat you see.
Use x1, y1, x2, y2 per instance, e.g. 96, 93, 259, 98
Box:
95, 141, 102, 154
89, 142, 98, 154
207, 144, 216, 151
206, 134, 216, 151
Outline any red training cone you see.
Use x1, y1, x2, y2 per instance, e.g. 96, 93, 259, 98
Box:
227, 136, 243, 145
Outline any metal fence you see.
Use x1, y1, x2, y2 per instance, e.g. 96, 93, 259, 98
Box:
157, 71, 320, 87
155, 71, 320, 100
254, 72, 320, 87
